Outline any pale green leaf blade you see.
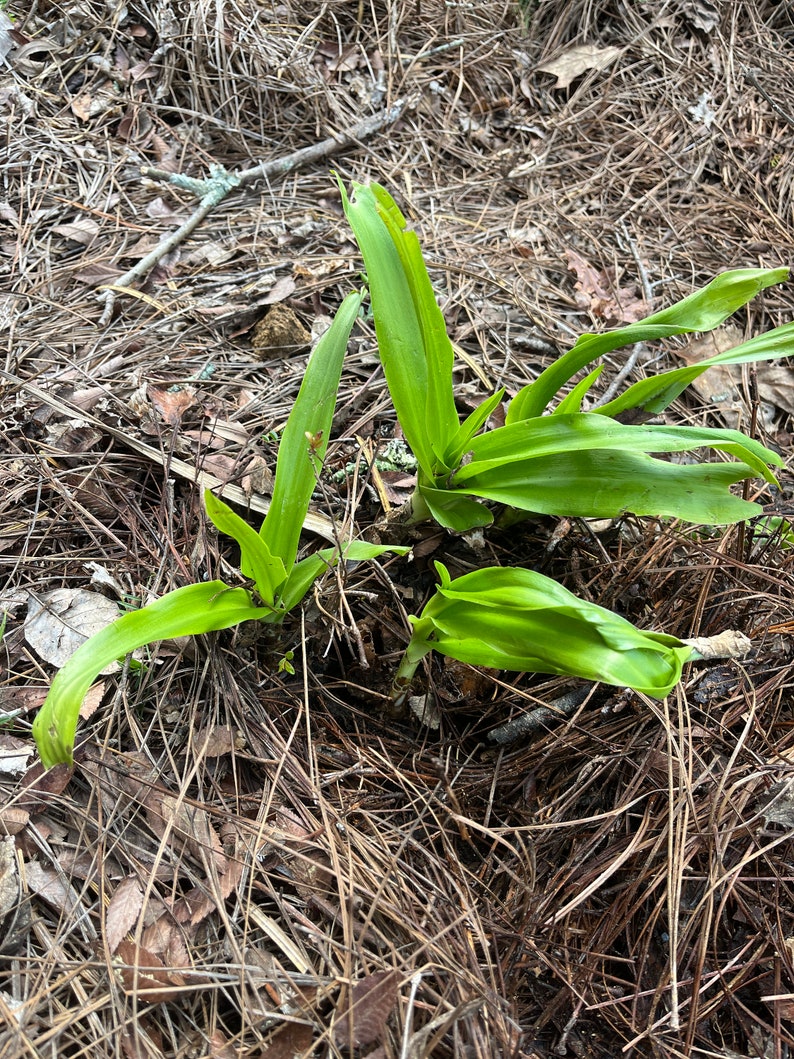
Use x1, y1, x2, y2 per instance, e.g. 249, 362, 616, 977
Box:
507, 268, 789, 422
278, 541, 410, 613
340, 181, 433, 473
443, 388, 505, 467
597, 320, 794, 417
32, 583, 274, 768
406, 563, 693, 698
454, 413, 782, 478
341, 180, 459, 475
204, 489, 286, 604
553, 365, 604, 413
368, 183, 461, 465
338, 540, 412, 561
455, 449, 765, 523
260, 289, 362, 573
418, 484, 494, 531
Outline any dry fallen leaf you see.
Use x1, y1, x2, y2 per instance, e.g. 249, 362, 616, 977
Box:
333, 971, 400, 1050
25, 860, 82, 916
192, 724, 240, 758
51, 217, 101, 245
683, 0, 719, 33
759, 778, 794, 831
145, 792, 228, 875
0, 734, 34, 776
17, 760, 73, 814
677, 325, 745, 424
169, 856, 243, 927
24, 589, 121, 670
0, 807, 29, 836
0, 12, 14, 63
0, 838, 18, 913
147, 385, 196, 426
0, 686, 47, 720
70, 90, 94, 121
756, 362, 794, 417
105, 876, 145, 955
204, 1031, 239, 1059
259, 1023, 314, 1059
114, 940, 186, 1003
537, 44, 623, 90
682, 630, 752, 660
673, 325, 793, 430
409, 694, 441, 730
141, 914, 191, 969
565, 249, 648, 325
0, 836, 31, 956
262, 274, 297, 305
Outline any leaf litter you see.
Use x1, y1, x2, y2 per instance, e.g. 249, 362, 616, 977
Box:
1, 1, 794, 1057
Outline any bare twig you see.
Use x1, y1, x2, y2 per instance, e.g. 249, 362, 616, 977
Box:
97, 97, 416, 326
97, 166, 240, 326
487, 686, 592, 744
743, 67, 794, 129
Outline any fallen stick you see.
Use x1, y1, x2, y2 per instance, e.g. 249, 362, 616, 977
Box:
488, 687, 592, 745
97, 96, 415, 326
0, 371, 339, 542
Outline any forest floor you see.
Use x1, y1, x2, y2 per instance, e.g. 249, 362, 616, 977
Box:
2, 2, 794, 1056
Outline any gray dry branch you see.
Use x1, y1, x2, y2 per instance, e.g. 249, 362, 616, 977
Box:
97, 97, 416, 326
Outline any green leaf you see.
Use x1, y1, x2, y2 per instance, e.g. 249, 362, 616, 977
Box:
597, 319, 794, 417
277, 540, 411, 613
434, 413, 779, 525
204, 489, 286, 605
507, 268, 789, 422
32, 583, 274, 767
418, 483, 494, 531
340, 179, 460, 477
455, 414, 781, 478
443, 388, 505, 467
403, 563, 693, 698
260, 289, 362, 574
553, 365, 603, 414
454, 449, 765, 524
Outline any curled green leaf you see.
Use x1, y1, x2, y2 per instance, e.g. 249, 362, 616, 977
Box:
396, 563, 693, 699
32, 583, 273, 768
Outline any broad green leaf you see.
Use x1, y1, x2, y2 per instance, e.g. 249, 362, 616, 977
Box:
32, 583, 274, 767
597, 319, 794, 417
507, 268, 789, 422
204, 489, 286, 605
340, 179, 460, 476
454, 449, 765, 524
340, 181, 434, 474
418, 483, 494, 531
453, 414, 782, 479
260, 289, 362, 573
368, 182, 460, 466
403, 563, 693, 698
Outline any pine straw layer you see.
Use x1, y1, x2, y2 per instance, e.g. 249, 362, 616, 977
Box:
2, 1, 794, 1056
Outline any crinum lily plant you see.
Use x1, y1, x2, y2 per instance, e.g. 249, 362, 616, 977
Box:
33, 291, 407, 767
340, 179, 793, 703
31, 181, 794, 767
